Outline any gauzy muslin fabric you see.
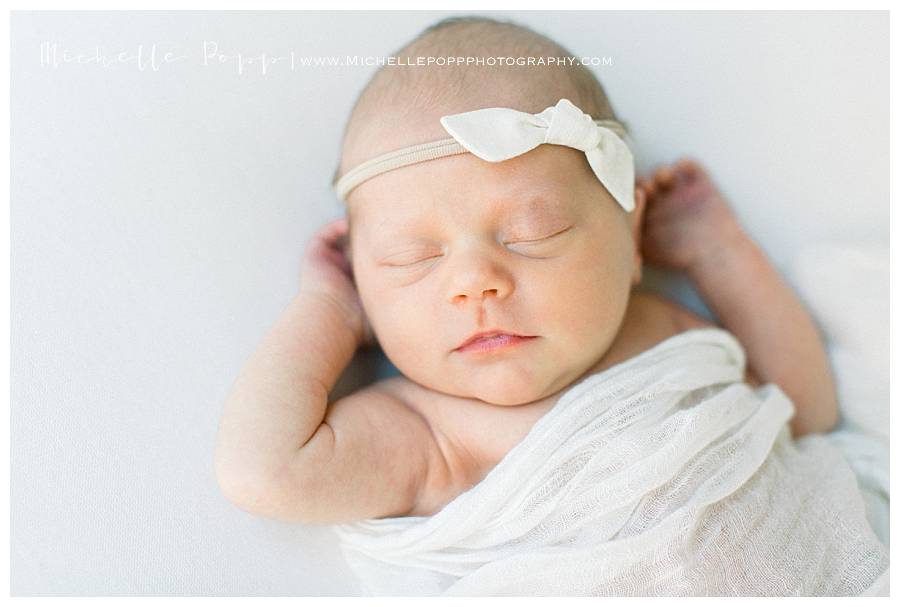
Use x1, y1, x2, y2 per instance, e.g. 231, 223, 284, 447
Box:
332, 328, 889, 596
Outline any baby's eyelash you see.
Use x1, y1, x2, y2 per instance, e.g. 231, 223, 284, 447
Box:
507, 225, 573, 244
384, 226, 573, 267
385, 255, 441, 268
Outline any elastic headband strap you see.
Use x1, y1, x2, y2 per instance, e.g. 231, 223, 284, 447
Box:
333, 118, 630, 202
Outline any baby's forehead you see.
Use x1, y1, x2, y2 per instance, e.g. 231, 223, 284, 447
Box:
353, 160, 586, 217
354, 192, 582, 241
346, 145, 608, 242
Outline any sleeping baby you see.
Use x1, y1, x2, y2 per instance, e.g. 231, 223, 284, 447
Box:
214, 16, 889, 596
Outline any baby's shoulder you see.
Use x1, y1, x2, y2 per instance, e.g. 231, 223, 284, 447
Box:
631, 289, 760, 386
630, 288, 718, 333
578, 289, 707, 375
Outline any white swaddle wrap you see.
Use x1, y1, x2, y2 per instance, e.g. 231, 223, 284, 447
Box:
333, 328, 889, 596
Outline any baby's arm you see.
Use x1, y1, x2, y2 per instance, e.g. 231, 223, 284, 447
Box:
687, 226, 839, 437
213, 291, 358, 502
214, 218, 438, 523
638, 160, 840, 437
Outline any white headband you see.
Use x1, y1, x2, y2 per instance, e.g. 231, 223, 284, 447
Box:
333, 98, 635, 212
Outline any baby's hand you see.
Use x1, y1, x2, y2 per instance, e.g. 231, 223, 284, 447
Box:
637, 158, 743, 273
299, 217, 377, 348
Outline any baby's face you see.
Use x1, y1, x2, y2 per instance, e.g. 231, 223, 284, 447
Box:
347, 145, 642, 406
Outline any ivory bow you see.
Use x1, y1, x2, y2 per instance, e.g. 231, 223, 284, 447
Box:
439, 98, 635, 212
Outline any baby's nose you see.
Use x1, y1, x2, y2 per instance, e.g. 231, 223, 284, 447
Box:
448, 263, 514, 304
444, 242, 516, 304
452, 287, 500, 305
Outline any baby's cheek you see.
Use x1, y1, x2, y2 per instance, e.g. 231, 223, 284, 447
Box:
355, 282, 405, 345
367, 293, 438, 355
543, 261, 627, 341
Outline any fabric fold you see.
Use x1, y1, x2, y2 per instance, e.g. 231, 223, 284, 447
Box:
333, 328, 889, 596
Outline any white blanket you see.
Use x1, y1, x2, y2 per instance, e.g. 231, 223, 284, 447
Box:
333, 328, 889, 596
789, 243, 890, 550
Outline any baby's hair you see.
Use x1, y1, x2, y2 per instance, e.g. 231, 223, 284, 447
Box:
339, 15, 622, 238
410, 16, 616, 119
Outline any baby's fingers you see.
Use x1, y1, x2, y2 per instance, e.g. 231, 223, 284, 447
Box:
654, 165, 677, 189
313, 217, 353, 257
315, 217, 349, 245
674, 157, 701, 184
636, 177, 655, 199
638, 163, 682, 200
307, 219, 353, 272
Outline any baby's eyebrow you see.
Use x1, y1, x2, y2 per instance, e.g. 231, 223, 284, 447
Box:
479, 193, 571, 219
371, 193, 569, 235
493, 195, 579, 226
502, 194, 567, 214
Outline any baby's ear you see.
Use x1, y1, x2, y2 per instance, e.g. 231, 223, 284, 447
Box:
346, 239, 354, 270
630, 188, 647, 285
634, 186, 647, 219
344, 217, 354, 262
630, 187, 647, 237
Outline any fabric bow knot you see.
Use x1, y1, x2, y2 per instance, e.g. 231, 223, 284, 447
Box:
440, 98, 635, 212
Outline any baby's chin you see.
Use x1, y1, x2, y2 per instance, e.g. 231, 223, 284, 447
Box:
470, 390, 548, 407
438, 370, 569, 406
385, 340, 593, 405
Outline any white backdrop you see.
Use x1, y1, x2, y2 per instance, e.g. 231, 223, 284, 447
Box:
10, 10, 888, 596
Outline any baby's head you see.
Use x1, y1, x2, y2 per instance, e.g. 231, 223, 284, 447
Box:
332, 16, 646, 406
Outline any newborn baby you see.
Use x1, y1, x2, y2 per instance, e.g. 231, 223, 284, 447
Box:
214, 16, 887, 596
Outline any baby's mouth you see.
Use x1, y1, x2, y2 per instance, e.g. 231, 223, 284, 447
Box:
454, 332, 538, 354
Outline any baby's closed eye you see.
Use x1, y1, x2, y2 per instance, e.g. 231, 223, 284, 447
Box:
379, 226, 574, 268
504, 225, 573, 245
383, 254, 443, 268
